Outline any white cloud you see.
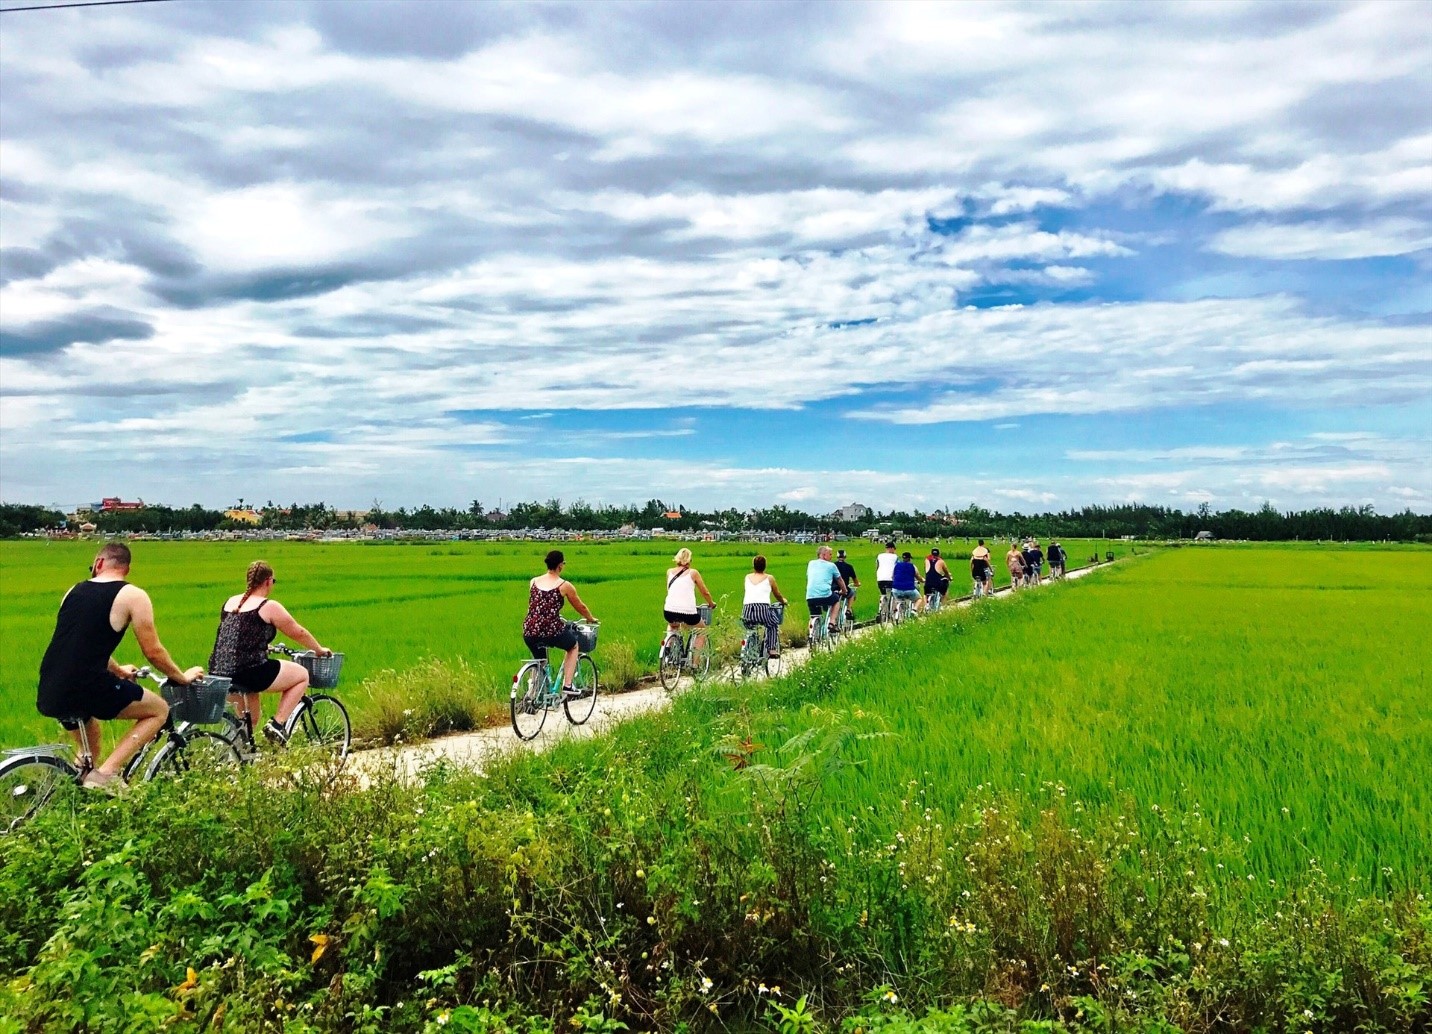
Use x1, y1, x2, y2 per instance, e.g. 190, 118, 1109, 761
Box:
1211, 218, 1432, 260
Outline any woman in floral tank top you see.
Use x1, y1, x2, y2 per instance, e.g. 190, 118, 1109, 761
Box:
522, 550, 598, 693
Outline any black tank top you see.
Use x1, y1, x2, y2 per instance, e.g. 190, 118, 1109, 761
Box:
37, 580, 129, 698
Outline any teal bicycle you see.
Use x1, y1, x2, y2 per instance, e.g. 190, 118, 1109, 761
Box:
511, 624, 600, 740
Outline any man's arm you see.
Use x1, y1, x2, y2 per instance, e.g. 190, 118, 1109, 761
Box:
121, 587, 200, 684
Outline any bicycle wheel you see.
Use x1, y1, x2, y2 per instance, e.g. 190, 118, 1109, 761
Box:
511, 664, 549, 740
737, 630, 761, 681
121, 730, 166, 782
288, 695, 351, 761
0, 753, 74, 833
143, 731, 242, 781
658, 634, 684, 692
564, 655, 600, 725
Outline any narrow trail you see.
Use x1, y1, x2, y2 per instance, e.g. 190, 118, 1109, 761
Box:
349, 561, 1112, 785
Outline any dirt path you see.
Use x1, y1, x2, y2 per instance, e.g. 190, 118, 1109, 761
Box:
349, 562, 1109, 785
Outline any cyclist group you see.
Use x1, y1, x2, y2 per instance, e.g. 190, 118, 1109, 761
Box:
36, 536, 1074, 790
34, 543, 332, 791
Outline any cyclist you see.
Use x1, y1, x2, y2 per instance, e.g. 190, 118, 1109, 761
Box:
209, 560, 333, 745
874, 540, 898, 598
1047, 540, 1066, 578
1021, 540, 1039, 586
522, 549, 598, 698
1027, 539, 1044, 585
891, 550, 923, 614
742, 555, 789, 659
35, 542, 204, 791
664, 547, 715, 651
970, 539, 992, 595
834, 548, 860, 623
923, 547, 953, 605
805, 545, 848, 634
1006, 543, 1026, 589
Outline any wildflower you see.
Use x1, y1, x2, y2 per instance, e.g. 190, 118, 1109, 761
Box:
883, 990, 899, 1004
646, 915, 656, 925
700, 977, 713, 993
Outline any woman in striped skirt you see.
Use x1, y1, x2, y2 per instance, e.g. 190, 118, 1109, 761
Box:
742, 555, 789, 658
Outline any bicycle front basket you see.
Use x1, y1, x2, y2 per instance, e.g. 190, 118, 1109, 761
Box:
771, 603, 786, 624
572, 621, 600, 653
295, 651, 345, 689
162, 676, 232, 725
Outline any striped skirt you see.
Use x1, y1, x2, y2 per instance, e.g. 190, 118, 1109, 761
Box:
741, 603, 781, 653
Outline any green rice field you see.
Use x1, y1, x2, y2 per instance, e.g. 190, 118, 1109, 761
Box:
0, 537, 1122, 748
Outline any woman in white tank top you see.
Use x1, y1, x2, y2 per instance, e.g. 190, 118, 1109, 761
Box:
664, 548, 715, 633
741, 555, 788, 658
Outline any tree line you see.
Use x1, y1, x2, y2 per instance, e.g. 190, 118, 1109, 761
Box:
2, 499, 1429, 542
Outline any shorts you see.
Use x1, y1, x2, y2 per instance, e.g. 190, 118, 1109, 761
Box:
925, 580, 950, 597
39, 674, 144, 727
877, 580, 893, 594
523, 627, 579, 659
971, 562, 990, 579
228, 658, 282, 694
806, 593, 840, 616
892, 589, 921, 601
663, 610, 702, 626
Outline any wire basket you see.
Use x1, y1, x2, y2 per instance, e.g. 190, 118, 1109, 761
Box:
771, 603, 786, 624
295, 651, 345, 689
572, 621, 600, 653
697, 604, 713, 626
162, 675, 232, 725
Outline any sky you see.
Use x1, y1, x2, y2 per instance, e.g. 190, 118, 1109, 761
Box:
1, 0, 1429, 516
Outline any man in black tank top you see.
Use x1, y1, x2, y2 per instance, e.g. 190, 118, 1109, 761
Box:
36, 542, 205, 790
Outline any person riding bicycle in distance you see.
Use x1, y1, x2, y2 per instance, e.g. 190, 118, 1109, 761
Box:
891, 550, 923, 612
970, 539, 993, 593
924, 547, 953, 602
806, 545, 848, 633
522, 550, 597, 698
743, 555, 789, 659
35, 542, 205, 791
834, 548, 860, 622
664, 547, 716, 650
874, 540, 898, 597
209, 560, 333, 745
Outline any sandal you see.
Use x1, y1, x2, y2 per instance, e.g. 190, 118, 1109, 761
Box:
81, 770, 122, 795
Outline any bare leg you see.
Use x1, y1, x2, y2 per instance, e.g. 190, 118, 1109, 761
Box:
561, 644, 580, 688
93, 690, 169, 779
244, 692, 263, 730
66, 719, 102, 771
266, 660, 310, 725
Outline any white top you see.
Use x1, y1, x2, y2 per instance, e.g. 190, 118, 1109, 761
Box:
743, 573, 773, 605
875, 551, 898, 580
664, 567, 698, 614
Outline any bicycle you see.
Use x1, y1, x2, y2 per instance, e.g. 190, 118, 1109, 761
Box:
510, 623, 600, 740
806, 603, 837, 654
891, 593, 918, 624
218, 645, 352, 765
658, 606, 713, 691
877, 591, 894, 625
1, 670, 239, 833
832, 591, 856, 636
737, 604, 785, 681
124, 668, 243, 781
925, 589, 944, 613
